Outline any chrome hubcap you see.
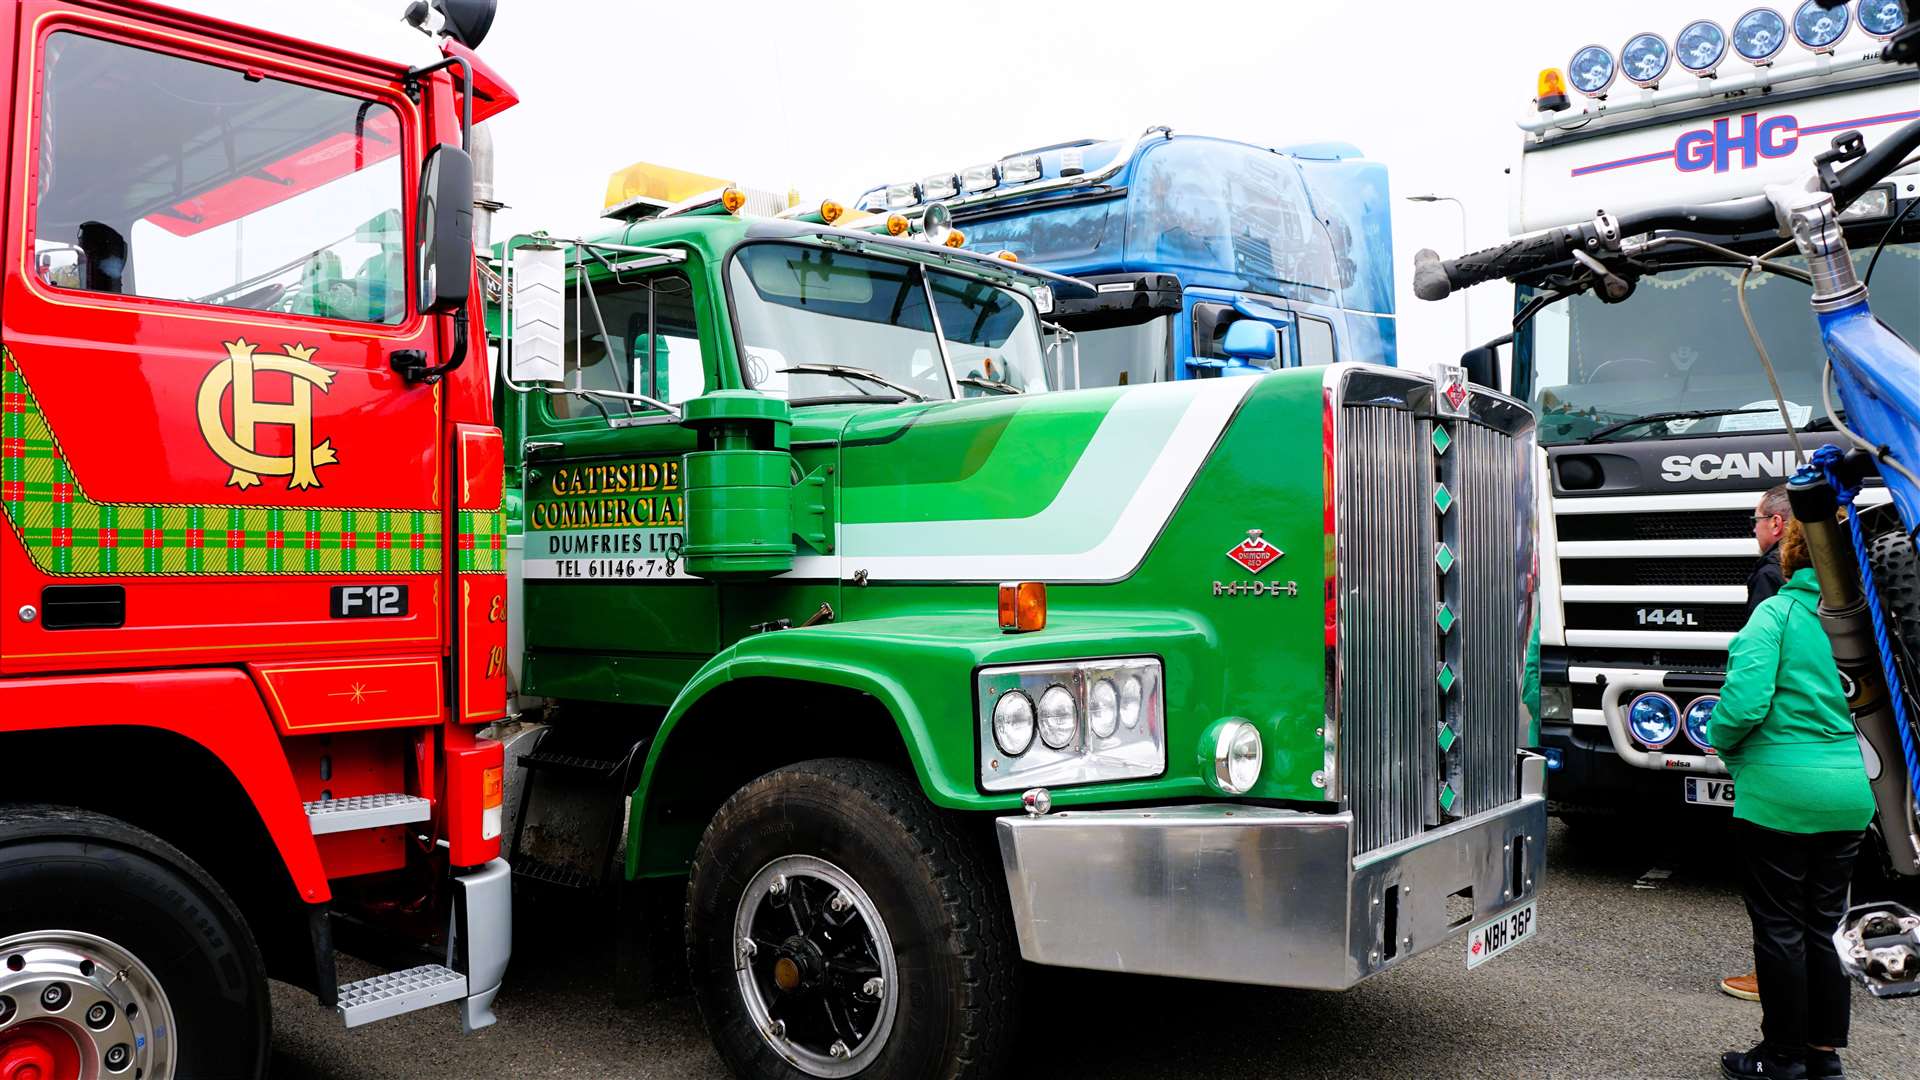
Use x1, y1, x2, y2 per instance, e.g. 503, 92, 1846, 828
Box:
0, 931, 175, 1080
732, 855, 897, 1078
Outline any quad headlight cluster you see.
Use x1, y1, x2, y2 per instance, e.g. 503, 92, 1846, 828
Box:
1568, 3, 1908, 96
1627, 691, 1719, 752
977, 657, 1164, 793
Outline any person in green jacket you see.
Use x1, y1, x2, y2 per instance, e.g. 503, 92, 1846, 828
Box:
1709, 519, 1876, 1080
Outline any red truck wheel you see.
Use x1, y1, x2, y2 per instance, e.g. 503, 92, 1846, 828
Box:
686, 759, 1018, 1079
0, 806, 269, 1080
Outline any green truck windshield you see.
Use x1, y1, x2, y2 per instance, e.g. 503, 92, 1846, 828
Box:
1520, 243, 1920, 445
730, 243, 1049, 401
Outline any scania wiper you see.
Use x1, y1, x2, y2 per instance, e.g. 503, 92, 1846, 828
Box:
780, 363, 928, 402
1587, 406, 1784, 442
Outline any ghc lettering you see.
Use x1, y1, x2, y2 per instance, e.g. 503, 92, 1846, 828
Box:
1676, 112, 1798, 173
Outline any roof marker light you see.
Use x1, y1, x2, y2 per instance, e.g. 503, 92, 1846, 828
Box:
721, 187, 747, 214
819, 199, 845, 225
1792, 0, 1850, 51
1621, 32, 1671, 87
993, 249, 1019, 262
885, 213, 910, 237
1677, 20, 1730, 74
1568, 44, 1616, 96
944, 229, 967, 249
1734, 7, 1790, 63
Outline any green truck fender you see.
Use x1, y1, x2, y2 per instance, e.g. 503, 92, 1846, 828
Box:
623, 609, 1211, 879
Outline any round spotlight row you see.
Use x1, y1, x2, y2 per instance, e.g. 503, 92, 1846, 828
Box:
1569, 2, 1908, 96
1627, 691, 1719, 751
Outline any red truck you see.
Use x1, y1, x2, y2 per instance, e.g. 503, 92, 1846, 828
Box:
0, 2, 516, 1076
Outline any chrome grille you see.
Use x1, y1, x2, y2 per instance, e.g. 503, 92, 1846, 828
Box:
1336, 385, 1530, 854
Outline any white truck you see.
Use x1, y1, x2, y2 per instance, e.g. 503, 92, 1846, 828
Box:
1505, 10, 1919, 843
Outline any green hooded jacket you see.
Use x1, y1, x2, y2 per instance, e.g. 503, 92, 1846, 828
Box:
1707, 568, 1875, 835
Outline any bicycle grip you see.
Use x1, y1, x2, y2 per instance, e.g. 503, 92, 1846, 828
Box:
1413, 229, 1578, 301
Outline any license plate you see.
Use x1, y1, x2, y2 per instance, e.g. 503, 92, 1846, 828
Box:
1466, 900, 1537, 970
1684, 776, 1736, 807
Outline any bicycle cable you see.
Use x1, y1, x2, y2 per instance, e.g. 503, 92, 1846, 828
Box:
1737, 241, 1809, 459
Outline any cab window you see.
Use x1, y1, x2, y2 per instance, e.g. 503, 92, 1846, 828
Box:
550, 271, 705, 420
33, 32, 406, 324
1299, 315, 1336, 366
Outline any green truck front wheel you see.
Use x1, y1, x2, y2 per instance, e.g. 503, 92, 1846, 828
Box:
685, 759, 1017, 1079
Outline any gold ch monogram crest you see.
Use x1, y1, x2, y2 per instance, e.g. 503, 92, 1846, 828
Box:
196, 339, 339, 490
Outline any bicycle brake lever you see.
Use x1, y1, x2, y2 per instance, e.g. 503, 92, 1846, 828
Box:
1815, 131, 1868, 194
1571, 250, 1635, 303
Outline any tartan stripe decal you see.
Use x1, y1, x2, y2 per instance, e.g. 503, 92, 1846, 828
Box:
0, 349, 502, 577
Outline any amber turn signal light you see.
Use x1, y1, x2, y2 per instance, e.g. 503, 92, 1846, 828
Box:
820, 199, 845, 225
721, 187, 748, 213
886, 213, 910, 236
998, 581, 1046, 633
944, 228, 967, 249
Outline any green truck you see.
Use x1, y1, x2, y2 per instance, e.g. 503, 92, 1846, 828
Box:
489, 189, 1547, 1079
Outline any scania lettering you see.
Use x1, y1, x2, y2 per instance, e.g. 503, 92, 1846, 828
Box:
1486, 16, 1919, 831
0, 2, 519, 1076
488, 174, 1544, 1079
856, 129, 1397, 388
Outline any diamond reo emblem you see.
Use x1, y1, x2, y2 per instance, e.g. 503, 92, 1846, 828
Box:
1432, 362, 1470, 418
1226, 529, 1284, 575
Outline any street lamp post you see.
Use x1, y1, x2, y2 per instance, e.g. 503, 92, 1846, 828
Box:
1406, 193, 1472, 352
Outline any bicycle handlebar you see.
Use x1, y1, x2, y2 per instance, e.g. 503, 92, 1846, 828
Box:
1415, 115, 1920, 301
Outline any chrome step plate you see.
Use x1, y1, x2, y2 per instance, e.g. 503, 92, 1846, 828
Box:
304, 793, 431, 835
337, 964, 468, 1028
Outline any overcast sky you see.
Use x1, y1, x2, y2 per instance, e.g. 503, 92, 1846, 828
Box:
345, 0, 1826, 367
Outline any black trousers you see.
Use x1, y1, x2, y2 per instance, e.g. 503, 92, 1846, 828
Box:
1734, 819, 1864, 1050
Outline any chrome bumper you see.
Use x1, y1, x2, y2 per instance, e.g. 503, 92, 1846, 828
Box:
451, 858, 512, 1032
995, 755, 1547, 990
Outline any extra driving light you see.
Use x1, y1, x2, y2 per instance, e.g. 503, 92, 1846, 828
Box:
884, 181, 920, 209
1568, 44, 1616, 95
1213, 720, 1264, 795
1536, 68, 1570, 111
1735, 7, 1790, 62
1118, 675, 1144, 729
1859, 0, 1908, 38
993, 691, 1036, 756
1088, 679, 1120, 740
1684, 696, 1718, 751
1628, 692, 1682, 749
1677, 20, 1730, 74
1793, 0, 1850, 51
922, 173, 960, 202
1037, 685, 1077, 750
999, 154, 1042, 184
960, 163, 1000, 192
1622, 32, 1671, 87
976, 658, 1164, 792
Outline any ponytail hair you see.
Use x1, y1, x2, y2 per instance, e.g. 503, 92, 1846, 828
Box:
1780, 516, 1811, 576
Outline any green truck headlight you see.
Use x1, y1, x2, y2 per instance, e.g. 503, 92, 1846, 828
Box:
976, 658, 1164, 793
1212, 720, 1264, 795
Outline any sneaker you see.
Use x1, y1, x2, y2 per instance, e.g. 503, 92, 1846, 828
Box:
1804, 1050, 1844, 1080
1720, 970, 1761, 1001
1722, 1045, 1806, 1080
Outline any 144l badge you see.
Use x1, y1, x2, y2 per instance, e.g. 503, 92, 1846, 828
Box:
1225, 529, 1284, 574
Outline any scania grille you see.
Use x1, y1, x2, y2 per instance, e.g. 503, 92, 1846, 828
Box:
1556, 509, 1751, 542
1559, 557, 1752, 587
1335, 385, 1528, 855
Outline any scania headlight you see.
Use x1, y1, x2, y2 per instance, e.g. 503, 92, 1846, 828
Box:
1627, 692, 1681, 749
977, 658, 1164, 792
921, 173, 960, 202
883, 181, 920, 209
1683, 696, 1718, 750
998, 154, 1042, 184
960, 163, 1000, 193
1212, 719, 1264, 795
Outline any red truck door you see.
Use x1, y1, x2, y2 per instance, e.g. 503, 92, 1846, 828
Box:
1, 5, 447, 677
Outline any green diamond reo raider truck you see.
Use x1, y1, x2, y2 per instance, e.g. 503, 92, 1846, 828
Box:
487, 180, 1548, 1079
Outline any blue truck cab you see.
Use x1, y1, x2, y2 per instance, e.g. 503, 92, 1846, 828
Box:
856, 128, 1398, 387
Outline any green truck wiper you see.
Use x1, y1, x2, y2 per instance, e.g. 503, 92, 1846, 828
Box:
1587, 406, 1783, 442
956, 376, 1022, 395
780, 363, 928, 402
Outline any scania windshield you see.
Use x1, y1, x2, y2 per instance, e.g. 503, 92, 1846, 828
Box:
728, 243, 1051, 404
1516, 244, 1920, 445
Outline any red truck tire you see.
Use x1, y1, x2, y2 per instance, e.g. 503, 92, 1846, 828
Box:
0, 805, 269, 1080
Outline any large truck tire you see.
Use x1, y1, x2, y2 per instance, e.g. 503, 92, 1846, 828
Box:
0, 804, 270, 1080
686, 759, 1017, 1080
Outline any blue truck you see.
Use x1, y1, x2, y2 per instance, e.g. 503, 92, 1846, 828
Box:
856, 127, 1398, 386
